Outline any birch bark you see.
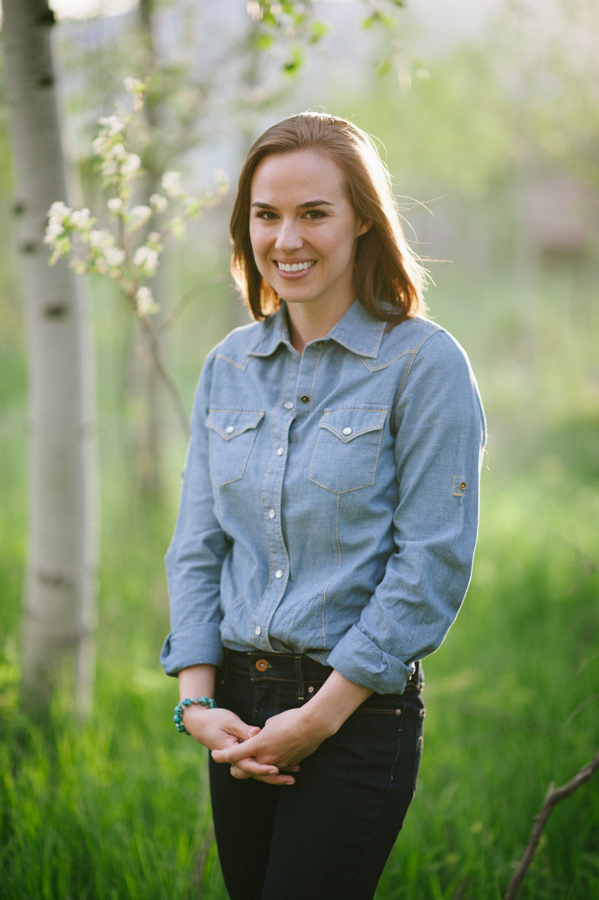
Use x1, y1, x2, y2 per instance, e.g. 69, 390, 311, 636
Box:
3, 0, 98, 716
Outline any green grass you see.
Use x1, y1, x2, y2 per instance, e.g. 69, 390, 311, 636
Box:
1, 257, 598, 899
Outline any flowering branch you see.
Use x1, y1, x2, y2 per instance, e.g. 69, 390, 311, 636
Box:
44, 77, 228, 438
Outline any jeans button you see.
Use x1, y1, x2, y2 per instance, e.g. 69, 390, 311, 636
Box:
255, 659, 269, 672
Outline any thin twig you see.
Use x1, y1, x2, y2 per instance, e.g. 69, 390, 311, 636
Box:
565, 694, 599, 727
156, 274, 226, 335
136, 319, 190, 438
504, 750, 599, 900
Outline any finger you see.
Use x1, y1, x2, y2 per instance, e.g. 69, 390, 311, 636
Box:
228, 723, 261, 742
212, 737, 261, 764
230, 766, 296, 786
235, 756, 279, 777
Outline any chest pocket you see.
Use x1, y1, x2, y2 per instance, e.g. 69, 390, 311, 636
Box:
206, 409, 264, 487
308, 407, 387, 494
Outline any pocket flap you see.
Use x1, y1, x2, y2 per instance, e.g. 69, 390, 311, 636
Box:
319, 407, 387, 442
206, 409, 265, 441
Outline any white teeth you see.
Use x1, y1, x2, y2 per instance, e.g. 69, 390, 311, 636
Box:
276, 261, 315, 273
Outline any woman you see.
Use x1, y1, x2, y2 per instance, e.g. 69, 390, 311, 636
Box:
161, 112, 486, 900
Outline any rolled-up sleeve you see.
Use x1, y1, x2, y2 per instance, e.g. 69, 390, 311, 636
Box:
328, 330, 486, 694
160, 350, 228, 676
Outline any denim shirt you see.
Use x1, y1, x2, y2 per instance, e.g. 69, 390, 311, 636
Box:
160, 299, 486, 694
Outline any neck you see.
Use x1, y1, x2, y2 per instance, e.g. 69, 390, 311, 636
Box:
285, 297, 354, 354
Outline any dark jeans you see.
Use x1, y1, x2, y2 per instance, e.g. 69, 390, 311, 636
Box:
209, 650, 425, 900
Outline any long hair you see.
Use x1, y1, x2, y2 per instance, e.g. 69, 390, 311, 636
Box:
230, 112, 427, 325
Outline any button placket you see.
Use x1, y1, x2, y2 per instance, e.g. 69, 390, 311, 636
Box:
252, 387, 295, 649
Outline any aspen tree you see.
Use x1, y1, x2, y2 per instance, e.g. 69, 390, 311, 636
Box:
3, 0, 98, 716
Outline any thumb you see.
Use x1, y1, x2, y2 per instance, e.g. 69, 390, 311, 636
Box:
229, 722, 260, 742
212, 730, 260, 764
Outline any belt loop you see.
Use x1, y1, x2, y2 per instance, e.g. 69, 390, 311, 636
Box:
295, 655, 305, 702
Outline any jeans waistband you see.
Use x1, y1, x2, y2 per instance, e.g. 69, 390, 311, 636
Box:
224, 648, 330, 682
222, 648, 422, 693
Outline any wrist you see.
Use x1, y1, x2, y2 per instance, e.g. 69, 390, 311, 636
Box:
299, 694, 343, 739
301, 669, 373, 736
174, 696, 217, 734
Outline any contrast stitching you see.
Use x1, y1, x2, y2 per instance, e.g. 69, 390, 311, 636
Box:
307, 343, 324, 415
308, 416, 386, 494
209, 430, 260, 487
358, 348, 414, 372
215, 353, 250, 371
393, 328, 443, 408
253, 357, 294, 635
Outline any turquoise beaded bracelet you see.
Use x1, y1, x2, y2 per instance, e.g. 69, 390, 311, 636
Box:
173, 697, 217, 734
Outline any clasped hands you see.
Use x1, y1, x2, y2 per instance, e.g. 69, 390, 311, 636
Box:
184, 704, 333, 786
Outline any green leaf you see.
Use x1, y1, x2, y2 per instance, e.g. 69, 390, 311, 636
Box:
253, 32, 274, 51
283, 45, 304, 76
309, 21, 328, 44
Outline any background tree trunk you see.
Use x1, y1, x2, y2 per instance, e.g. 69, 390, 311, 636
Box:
3, 0, 99, 717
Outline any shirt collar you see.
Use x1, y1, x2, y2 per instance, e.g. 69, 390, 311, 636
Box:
246, 299, 386, 360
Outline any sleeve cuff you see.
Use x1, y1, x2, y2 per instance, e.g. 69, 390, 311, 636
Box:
160, 623, 223, 676
328, 625, 414, 695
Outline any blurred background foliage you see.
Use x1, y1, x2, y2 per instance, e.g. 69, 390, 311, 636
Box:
0, 0, 598, 897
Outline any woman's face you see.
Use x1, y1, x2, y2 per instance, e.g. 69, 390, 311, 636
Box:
249, 149, 370, 320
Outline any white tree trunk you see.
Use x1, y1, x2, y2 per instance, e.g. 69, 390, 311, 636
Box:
3, 0, 98, 716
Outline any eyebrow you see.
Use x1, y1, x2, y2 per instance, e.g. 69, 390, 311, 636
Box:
251, 199, 335, 210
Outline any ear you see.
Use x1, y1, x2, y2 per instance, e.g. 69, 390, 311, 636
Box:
356, 217, 373, 238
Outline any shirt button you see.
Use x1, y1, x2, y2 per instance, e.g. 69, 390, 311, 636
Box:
254, 625, 262, 636
275, 569, 283, 579
284, 401, 294, 410
268, 509, 276, 519
277, 447, 284, 456
301, 395, 309, 403
342, 427, 353, 435
225, 426, 234, 434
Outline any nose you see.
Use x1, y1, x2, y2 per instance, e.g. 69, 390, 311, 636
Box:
275, 218, 303, 253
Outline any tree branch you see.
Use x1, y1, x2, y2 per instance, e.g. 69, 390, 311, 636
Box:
505, 750, 599, 900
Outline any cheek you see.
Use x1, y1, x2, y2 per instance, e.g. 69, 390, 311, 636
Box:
249, 227, 264, 262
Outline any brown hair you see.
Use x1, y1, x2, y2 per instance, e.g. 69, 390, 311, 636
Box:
230, 112, 427, 325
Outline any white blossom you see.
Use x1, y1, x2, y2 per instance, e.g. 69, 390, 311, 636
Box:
101, 158, 119, 178
136, 285, 158, 315
124, 77, 145, 94
88, 229, 113, 250
48, 201, 72, 221
149, 193, 168, 213
111, 143, 127, 161
44, 220, 66, 243
98, 115, 126, 136
121, 153, 141, 177
133, 245, 159, 273
92, 135, 108, 157
162, 170, 184, 198
108, 198, 124, 213
130, 205, 152, 227
104, 246, 126, 268
70, 208, 94, 229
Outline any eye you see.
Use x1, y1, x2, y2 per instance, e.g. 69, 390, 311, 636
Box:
254, 210, 278, 220
305, 209, 327, 220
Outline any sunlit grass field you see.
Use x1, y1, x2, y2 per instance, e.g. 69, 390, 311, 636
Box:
1, 257, 598, 899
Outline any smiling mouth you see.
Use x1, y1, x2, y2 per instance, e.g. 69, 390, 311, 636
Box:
275, 260, 316, 273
